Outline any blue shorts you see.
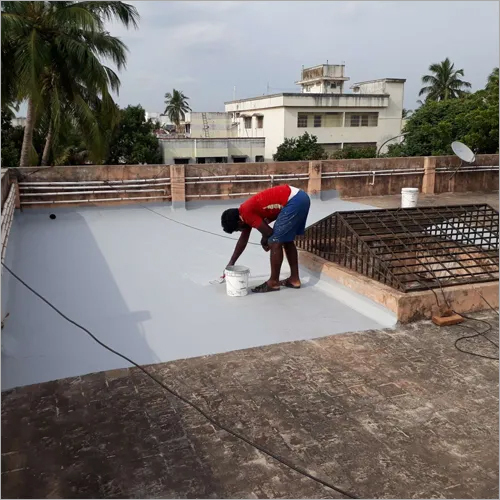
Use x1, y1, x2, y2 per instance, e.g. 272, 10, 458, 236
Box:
268, 190, 311, 244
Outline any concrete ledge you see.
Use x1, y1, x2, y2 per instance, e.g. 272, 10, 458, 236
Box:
299, 250, 499, 323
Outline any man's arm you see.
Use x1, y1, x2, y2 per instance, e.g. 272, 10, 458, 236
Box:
227, 226, 251, 267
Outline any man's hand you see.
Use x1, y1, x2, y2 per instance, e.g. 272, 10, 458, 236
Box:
261, 236, 270, 252
257, 220, 273, 253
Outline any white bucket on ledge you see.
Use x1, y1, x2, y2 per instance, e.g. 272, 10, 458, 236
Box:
401, 187, 419, 208
225, 265, 250, 297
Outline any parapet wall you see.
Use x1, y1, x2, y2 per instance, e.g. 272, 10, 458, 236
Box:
7, 154, 499, 208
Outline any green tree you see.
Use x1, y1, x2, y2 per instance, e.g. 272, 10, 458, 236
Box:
1, 36, 19, 115
273, 132, 326, 161
329, 146, 377, 160
164, 89, 191, 128
106, 105, 163, 165
387, 71, 498, 157
1, 1, 139, 167
486, 67, 499, 92
1, 111, 24, 168
419, 57, 471, 102
1, 111, 44, 167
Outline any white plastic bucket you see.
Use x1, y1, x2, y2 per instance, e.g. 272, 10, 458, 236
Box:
225, 265, 250, 297
401, 187, 419, 208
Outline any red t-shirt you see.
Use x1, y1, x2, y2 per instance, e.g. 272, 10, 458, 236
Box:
239, 185, 291, 228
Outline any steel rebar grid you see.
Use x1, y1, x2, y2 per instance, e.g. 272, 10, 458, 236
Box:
297, 204, 499, 292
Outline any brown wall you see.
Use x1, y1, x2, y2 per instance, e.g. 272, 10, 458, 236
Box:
434, 155, 499, 194
14, 164, 171, 182
1, 169, 11, 210
14, 154, 498, 208
321, 157, 425, 198
14, 165, 172, 207
185, 161, 308, 199
321, 157, 425, 172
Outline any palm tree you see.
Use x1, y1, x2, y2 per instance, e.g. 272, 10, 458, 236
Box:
419, 57, 471, 102
1, 35, 19, 115
1, 1, 139, 167
164, 89, 191, 129
402, 108, 412, 119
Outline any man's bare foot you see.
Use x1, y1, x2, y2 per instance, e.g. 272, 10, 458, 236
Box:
279, 278, 301, 289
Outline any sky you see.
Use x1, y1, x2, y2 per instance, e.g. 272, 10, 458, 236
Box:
17, 1, 500, 116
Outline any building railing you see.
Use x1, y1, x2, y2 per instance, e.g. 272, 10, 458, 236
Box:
19, 177, 172, 206
6, 154, 499, 209
1, 182, 16, 265
296, 204, 499, 293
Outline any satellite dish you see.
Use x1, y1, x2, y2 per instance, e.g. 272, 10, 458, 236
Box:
451, 141, 475, 164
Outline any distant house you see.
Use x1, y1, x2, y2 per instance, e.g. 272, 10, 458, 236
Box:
225, 63, 406, 159
11, 117, 27, 128
149, 110, 264, 164
150, 62, 406, 163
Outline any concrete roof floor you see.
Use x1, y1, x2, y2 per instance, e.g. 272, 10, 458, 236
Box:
1, 197, 396, 391
2, 311, 498, 499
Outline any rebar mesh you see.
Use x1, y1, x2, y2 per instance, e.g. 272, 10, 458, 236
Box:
296, 204, 499, 292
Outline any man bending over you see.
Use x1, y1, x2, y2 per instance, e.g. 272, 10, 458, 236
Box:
220, 185, 311, 293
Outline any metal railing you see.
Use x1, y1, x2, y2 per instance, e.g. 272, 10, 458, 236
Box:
18, 177, 172, 206
296, 204, 499, 292
1, 183, 16, 265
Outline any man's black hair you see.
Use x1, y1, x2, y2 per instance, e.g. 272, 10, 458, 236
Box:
221, 208, 240, 234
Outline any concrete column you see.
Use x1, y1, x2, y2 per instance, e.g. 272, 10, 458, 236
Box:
422, 157, 436, 194
307, 161, 322, 199
170, 164, 186, 209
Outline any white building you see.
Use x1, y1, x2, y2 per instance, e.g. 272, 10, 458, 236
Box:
11, 117, 27, 128
147, 111, 238, 138
225, 64, 406, 159
158, 137, 265, 164
182, 112, 238, 138
155, 111, 263, 164
145, 111, 172, 127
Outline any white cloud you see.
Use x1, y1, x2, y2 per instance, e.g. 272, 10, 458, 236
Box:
95, 1, 498, 114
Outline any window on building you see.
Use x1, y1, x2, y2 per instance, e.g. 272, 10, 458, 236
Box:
196, 157, 206, 164
343, 142, 377, 150
215, 157, 228, 163
244, 117, 252, 129
185, 124, 191, 134
324, 113, 343, 127
232, 156, 247, 163
345, 113, 378, 127
330, 83, 337, 89
257, 116, 264, 128
297, 113, 308, 127
255, 155, 264, 162
314, 115, 322, 127
350, 115, 360, 127
174, 158, 190, 164
320, 143, 342, 155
